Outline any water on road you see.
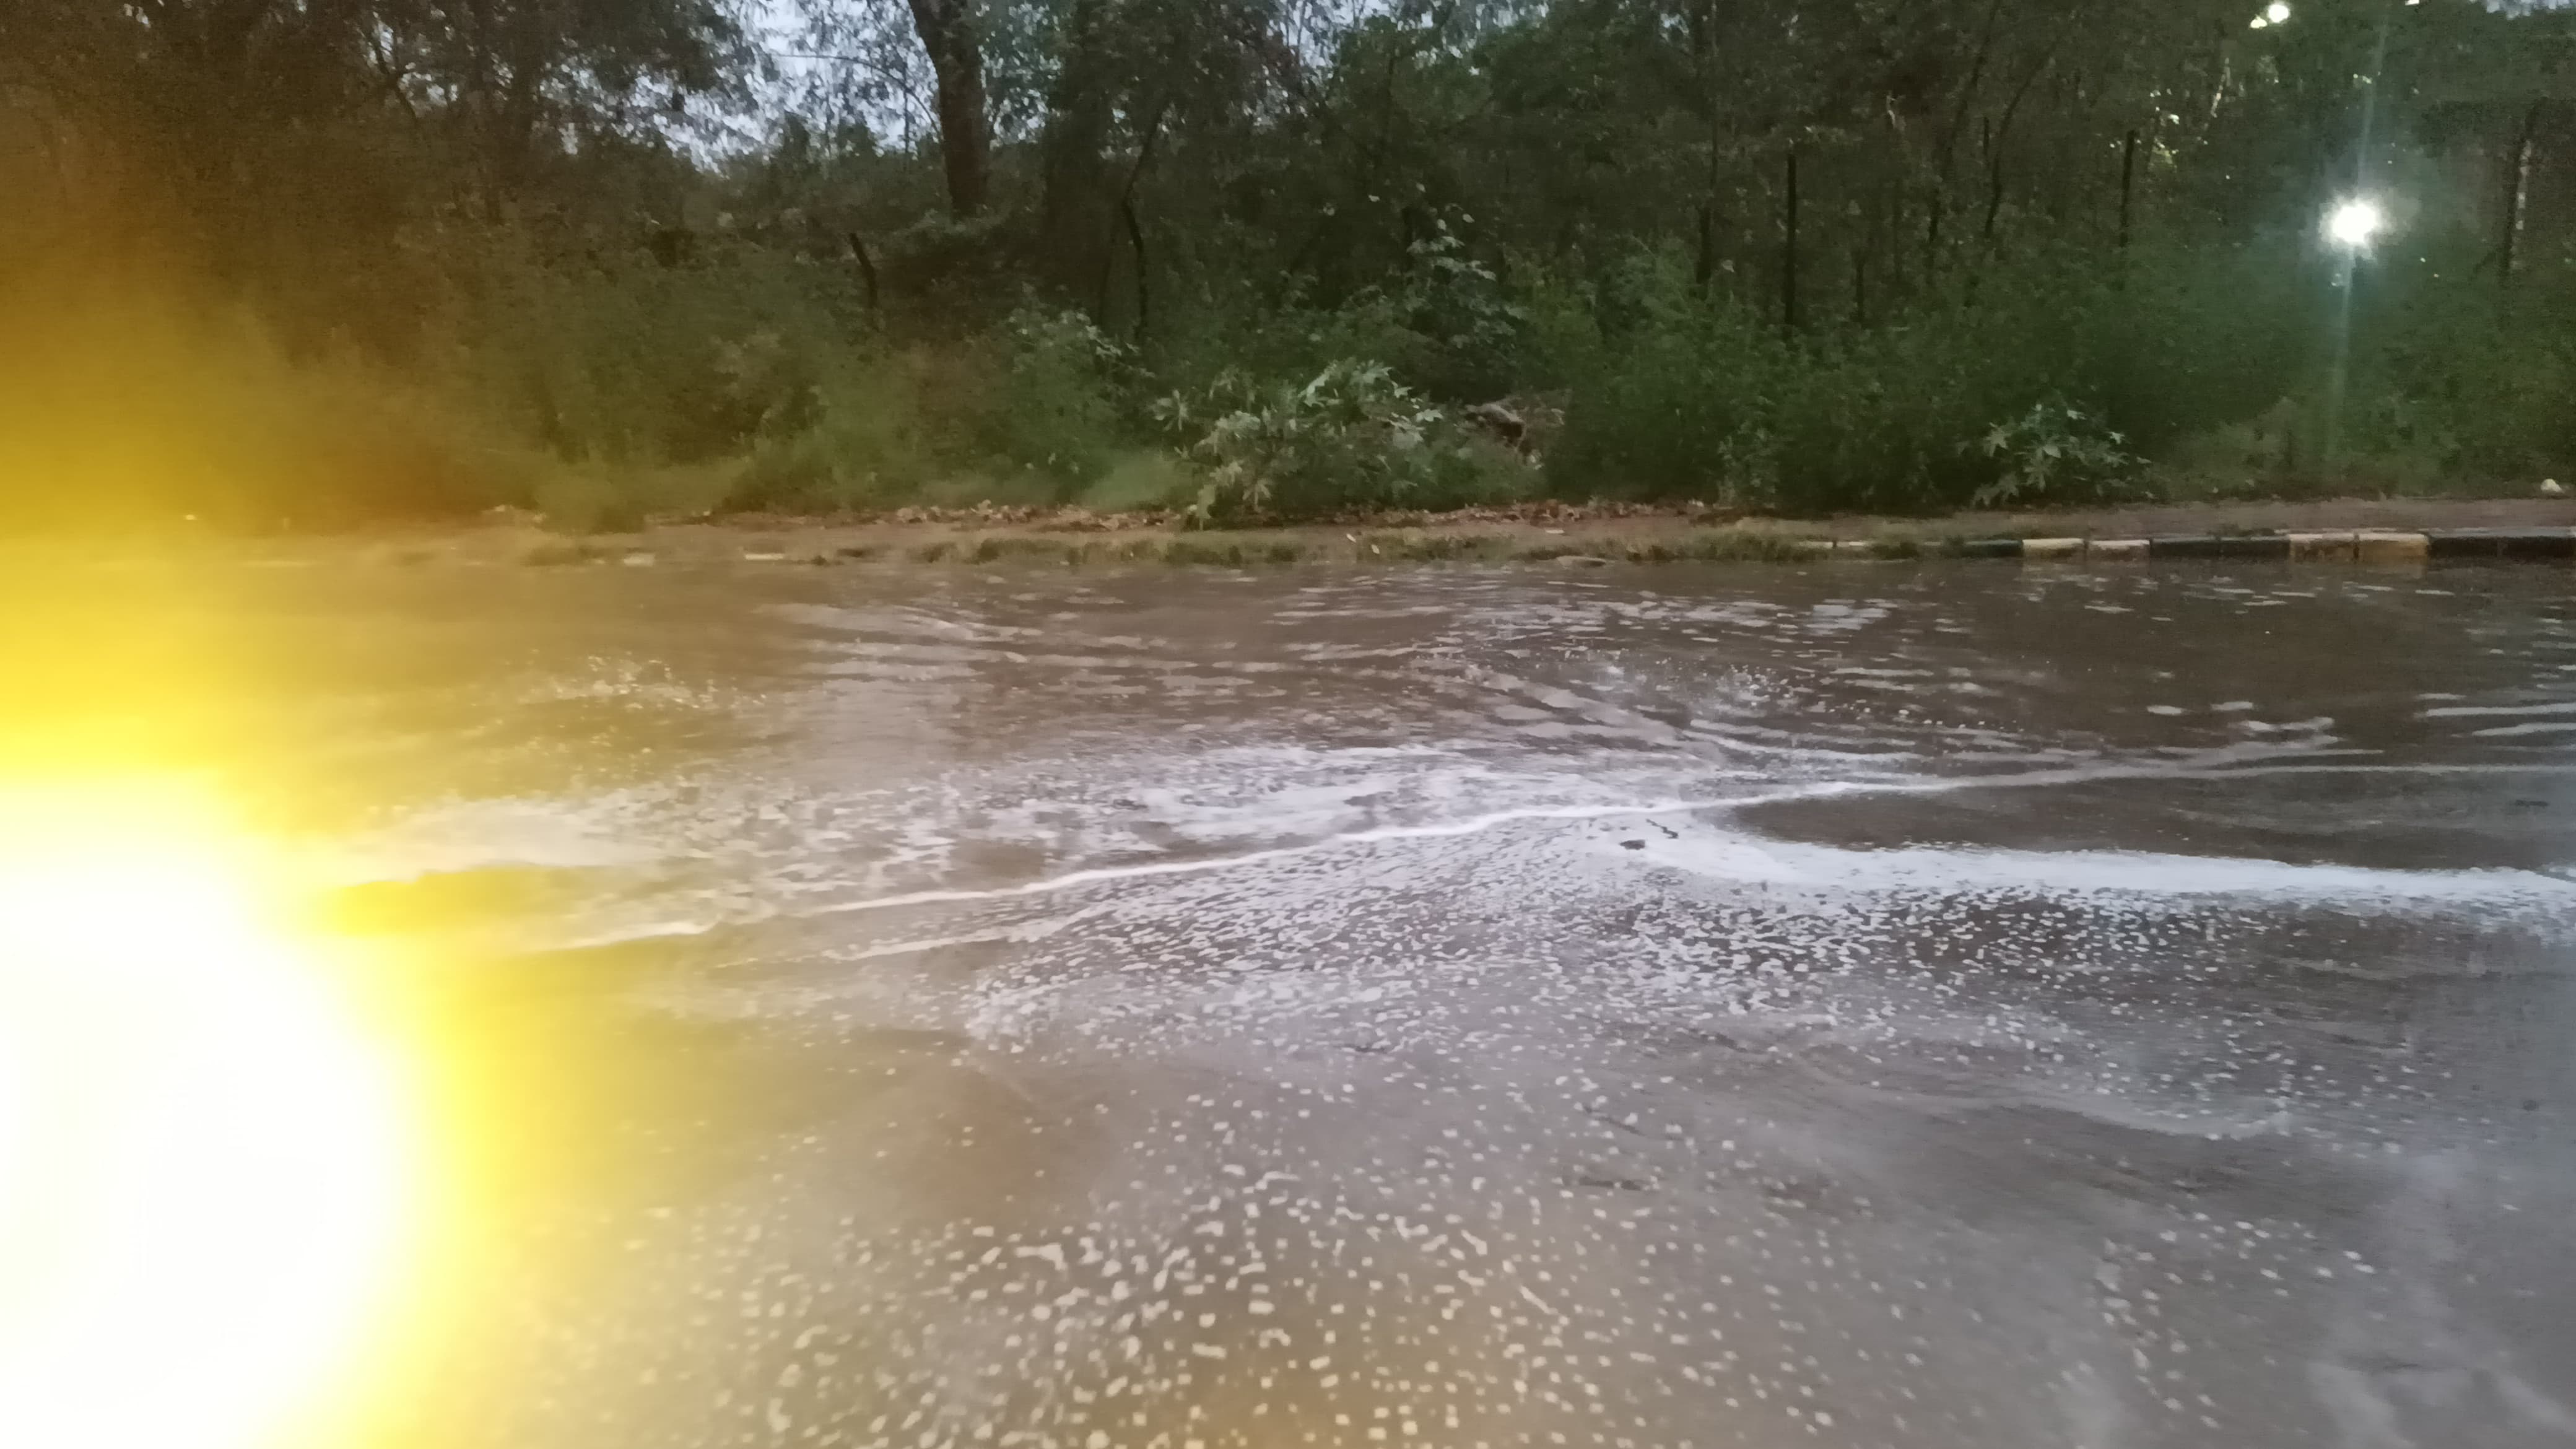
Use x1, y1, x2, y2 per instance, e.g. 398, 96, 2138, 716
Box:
10, 557, 2576, 1449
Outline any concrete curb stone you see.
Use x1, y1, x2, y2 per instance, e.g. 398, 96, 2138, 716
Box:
1792, 529, 2570, 565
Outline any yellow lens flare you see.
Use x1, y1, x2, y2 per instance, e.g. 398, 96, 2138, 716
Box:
0, 786, 418, 1449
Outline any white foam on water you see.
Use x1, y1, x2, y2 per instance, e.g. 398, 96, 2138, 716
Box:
321, 791, 668, 882
2424, 700, 2576, 718
734, 758, 2576, 928
1606, 830, 2576, 909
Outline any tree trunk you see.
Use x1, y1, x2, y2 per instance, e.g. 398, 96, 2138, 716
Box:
459, 0, 501, 218
1695, 201, 1717, 294
1687, 0, 1723, 298
1926, 0, 2007, 281
2117, 127, 2139, 255
847, 232, 882, 313
1782, 146, 1802, 333
907, 0, 991, 217
1096, 96, 1172, 329
492, 6, 550, 201
2503, 102, 2541, 288
1979, 31, 2063, 250
1038, 0, 1115, 294
1982, 133, 2006, 243
1121, 197, 1150, 342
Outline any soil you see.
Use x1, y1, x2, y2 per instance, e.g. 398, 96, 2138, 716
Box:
23, 495, 2576, 568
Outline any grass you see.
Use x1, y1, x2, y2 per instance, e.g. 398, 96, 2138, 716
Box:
1142, 536, 1310, 567
877, 533, 1325, 568
521, 540, 616, 566
536, 461, 736, 534
1617, 529, 1820, 564
1076, 452, 1194, 513
795, 524, 1869, 568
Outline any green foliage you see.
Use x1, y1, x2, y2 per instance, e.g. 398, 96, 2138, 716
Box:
1386, 221, 1531, 402
974, 307, 1132, 489
720, 304, 1134, 513
1972, 402, 2143, 508
11, 0, 2576, 530
726, 357, 938, 513
1154, 361, 1528, 524
1077, 451, 1195, 511
2342, 248, 2576, 481
1546, 242, 2354, 513
534, 471, 649, 534
1543, 250, 2043, 513
1543, 253, 1792, 505
0, 263, 554, 530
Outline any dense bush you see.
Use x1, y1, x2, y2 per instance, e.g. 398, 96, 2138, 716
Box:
2342, 245, 2576, 481
974, 308, 1134, 488
1539, 252, 2054, 513
7, 209, 2570, 534
1154, 360, 1531, 524
1527, 235, 2562, 516
0, 263, 555, 530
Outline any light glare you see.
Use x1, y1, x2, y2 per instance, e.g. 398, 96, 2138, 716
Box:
0, 788, 417, 1449
2327, 198, 2387, 250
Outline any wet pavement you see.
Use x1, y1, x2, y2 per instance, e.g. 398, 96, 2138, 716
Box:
12, 558, 2576, 1448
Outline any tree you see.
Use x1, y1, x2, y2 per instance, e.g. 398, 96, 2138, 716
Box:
904, 0, 996, 214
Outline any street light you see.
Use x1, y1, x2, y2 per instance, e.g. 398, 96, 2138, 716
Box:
2326, 197, 2386, 250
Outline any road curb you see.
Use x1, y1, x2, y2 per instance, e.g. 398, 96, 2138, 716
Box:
1879, 529, 2574, 564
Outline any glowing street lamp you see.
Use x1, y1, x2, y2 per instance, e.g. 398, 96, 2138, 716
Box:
2250, 2, 2291, 28
2326, 197, 2387, 251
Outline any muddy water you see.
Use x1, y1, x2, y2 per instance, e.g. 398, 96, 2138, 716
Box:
17, 559, 2576, 1449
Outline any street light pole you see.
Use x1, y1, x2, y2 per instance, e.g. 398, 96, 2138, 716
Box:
2320, 2, 2401, 477
2321, 198, 2385, 474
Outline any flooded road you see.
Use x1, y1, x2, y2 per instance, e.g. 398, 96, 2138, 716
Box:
12, 559, 2576, 1449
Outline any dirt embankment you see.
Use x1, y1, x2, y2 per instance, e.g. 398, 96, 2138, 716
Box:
28, 496, 2576, 568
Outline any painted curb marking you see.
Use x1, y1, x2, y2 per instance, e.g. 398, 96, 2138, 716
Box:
2355, 531, 2433, 563
1778, 530, 2549, 564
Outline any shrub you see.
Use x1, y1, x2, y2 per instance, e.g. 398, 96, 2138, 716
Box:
1079, 451, 1196, 511
1970, 401, 2143, 508
726, 365, 933, 513
0, 264, 547, 529
972, 307, 1133, 491
1154, 360, 1525, 524
1386, 220, 1530, 402
2343, 253, 2576, 482
1544, 244, 2281, 514
1543, 254, 1789, 504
